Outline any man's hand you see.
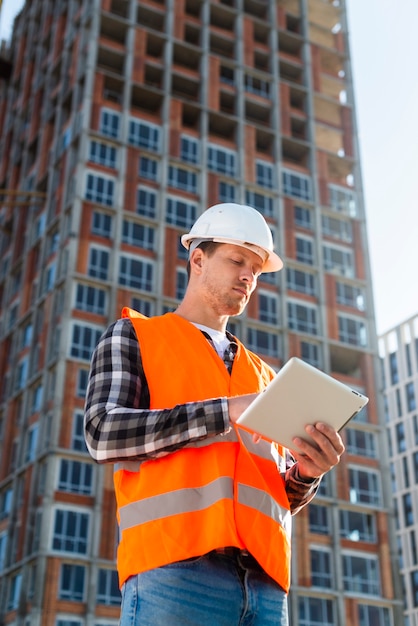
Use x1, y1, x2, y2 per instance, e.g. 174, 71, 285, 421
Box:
290, 422, 345, 480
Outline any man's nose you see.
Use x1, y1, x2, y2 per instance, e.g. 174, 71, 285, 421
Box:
240, 267, 256, 284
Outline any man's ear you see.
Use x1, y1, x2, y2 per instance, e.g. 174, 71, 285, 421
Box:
189, 247, 204, 274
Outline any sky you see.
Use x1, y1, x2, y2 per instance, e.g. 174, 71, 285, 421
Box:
0, 1, 417, 335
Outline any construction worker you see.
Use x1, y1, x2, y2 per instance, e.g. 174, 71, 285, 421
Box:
84, 203, 345, 626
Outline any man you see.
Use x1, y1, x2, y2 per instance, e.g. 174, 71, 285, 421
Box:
84, 203, 344, 626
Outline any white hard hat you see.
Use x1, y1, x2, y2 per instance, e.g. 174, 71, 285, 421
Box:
181, 203, 283, 273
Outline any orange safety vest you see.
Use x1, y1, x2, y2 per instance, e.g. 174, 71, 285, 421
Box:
114, 308, 292, 591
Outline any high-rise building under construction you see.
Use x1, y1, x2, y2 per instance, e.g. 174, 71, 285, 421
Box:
0, 1, 404, 624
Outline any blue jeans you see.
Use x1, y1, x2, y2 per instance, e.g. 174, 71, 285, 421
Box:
120, 551, 288, 626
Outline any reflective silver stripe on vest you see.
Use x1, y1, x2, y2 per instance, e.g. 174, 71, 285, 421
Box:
115, 461, 142, 473
114, 430, 276, 475
119, 476, 233, 530
238, 483, 291, 537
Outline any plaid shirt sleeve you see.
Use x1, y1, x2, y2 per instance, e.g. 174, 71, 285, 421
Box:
284, 460, 321, 514
84, 318, 230, 463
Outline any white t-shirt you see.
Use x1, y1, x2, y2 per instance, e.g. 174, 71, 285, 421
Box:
194, 323, 231, 359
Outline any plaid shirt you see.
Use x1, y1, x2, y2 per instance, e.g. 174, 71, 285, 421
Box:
84, 318, 320, 514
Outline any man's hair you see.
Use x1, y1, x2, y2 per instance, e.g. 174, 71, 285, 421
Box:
186, 240, 221, 279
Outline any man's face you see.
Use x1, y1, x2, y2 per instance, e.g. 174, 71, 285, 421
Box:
198, 244, 263, 317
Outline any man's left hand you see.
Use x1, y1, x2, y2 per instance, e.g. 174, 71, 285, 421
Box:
290, 422, 345, 480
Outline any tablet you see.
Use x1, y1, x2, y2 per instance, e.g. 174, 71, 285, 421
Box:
236, 357, 369, 449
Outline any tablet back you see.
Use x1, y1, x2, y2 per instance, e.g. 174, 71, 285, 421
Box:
236, 357, 369, 449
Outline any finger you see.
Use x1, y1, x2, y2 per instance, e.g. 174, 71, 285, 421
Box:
302, 423, 345, 457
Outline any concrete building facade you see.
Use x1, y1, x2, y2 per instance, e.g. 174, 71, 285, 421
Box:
0, 0, 403, 624
380, 314, 418, 626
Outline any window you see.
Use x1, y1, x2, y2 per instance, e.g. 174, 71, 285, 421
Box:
346, 429, 376, 457
0, 531, 6, 572
56, 620, 83, 626
336, 282, 365, 311
7, 572, 22, 611
317, 472, 332, 498
220, 65, 234, 85
75, 284, 106, 315
25, 424, 39, 462
85, 173, 115, 206
208, 145, 236, 176
406, 343, 413, 377
349, 467, 381, 506
128, 119, 161, 151
168, 165, 197, 193
256, 161, 274, 189
258, 292, 278, 324
0, 489, 12, 520
52, 509, 89, 554
411, 529, 418, 565
338, 315, 367, 347
358, 604, 391, 626
122, 221, 155, 250
329, 184, 357, 217
396, 388, 402, 417
139, 156, 158, 181
342, 553, 380, 595
72, 412, 88, 452
340, 510, 377, 542
406, 382, 417, 412
42, 262, 56, 293
294, 206, 313, 229
288, 301, 318, 335
298, 596, 336, 626
180, 135, 199, 164
119, 256, 153, 292
245, 74, 270, 98
296, 236, 314, 265
92, 211, 112, 238
414, 415, 418, 446
389, 351, 398, 384
311, 548, 333, 588
70, 324, 103, 361
286, 268, 315, 296
323, 244, 354, 277
176, 238, 188, 260
247, 328, 278, 358
15, 357, 29, 391
403, 492, 414, 526
58, 460, 93, 495
31, 383, 43, 413
321, 215, 352, 242
89, 140, 117, 168
58, 563, 85, 601
21, 321, 33, 348
282, 169, 312, 201
403, 456, 410, 488
176, 269, 188, 300
219, 181, 236, 202
131, 297, 155, 317
411, 570, 418, 607
166, 198, 197, 229
97, 569, 121, 606
137, 188, 157, 218
396, 422, 406, 453
88, 247, 109, 280
100, 108, 120, 138
308, 504, 330, 535
301, 341, 320, 368
245, 190, 274, 217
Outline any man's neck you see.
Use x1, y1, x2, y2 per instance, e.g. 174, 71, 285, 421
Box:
174, 302, 228, 333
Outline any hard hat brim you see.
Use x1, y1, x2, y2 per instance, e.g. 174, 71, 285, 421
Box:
181, 234, 283, 273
